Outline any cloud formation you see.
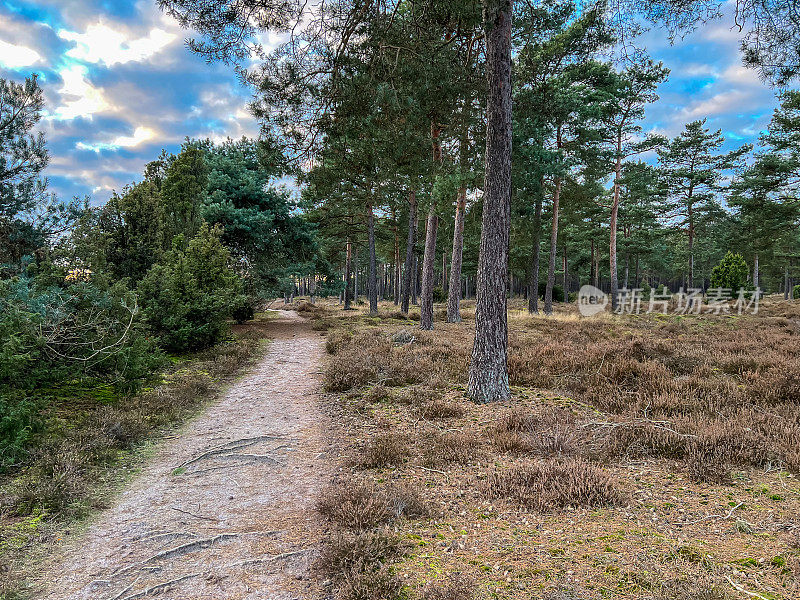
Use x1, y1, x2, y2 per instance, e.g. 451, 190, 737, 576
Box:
0, 0, 782, 205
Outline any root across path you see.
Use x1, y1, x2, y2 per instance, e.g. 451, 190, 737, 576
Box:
31, 310, 328, 600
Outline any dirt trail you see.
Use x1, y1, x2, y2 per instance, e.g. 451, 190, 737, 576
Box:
33, 310, 329, 600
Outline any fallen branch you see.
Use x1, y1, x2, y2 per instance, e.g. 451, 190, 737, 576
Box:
674, 502, 744, 526
725, 576, 771, 600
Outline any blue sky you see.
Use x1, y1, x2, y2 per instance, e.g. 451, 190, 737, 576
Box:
0, 0, 781, 205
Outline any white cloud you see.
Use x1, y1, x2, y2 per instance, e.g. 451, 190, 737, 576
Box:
77, 126, 157, 151
58, 24, 176, 66
0, 39, 43, 68
51, 65, 110, 120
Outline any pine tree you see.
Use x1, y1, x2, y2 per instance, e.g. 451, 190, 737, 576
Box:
658, 120, 749, 289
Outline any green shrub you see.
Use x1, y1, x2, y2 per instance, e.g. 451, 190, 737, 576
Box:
0, 392, 43, 469
432, 286, 446, 303
138, 223, 245, 351
793, 284, 800, 300
710, 252, 748, 292
0, 277, 163, 470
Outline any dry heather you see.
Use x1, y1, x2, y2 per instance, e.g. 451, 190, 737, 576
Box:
486, 458, 624, 511
311, 298, 800, 600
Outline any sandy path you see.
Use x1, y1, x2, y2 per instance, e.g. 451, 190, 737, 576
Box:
33, 311, 329, 600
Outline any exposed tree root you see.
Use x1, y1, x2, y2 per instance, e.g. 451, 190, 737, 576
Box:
176, 435, 289, 469
222, 548, 310, 569
114, 572, 201, 600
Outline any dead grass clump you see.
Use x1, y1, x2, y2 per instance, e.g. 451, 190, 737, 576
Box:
490, 406, 578, 457
686, 441, 728, 483
97, 406, 149, 449
165, 372, 214, 408
336, 565, 403, 600
316, 530, 405, 580
386, 481, 430, 519
788, 529, 800, 549
420, 573, 475, 600
357, 434, 409, 469
318, 478, 429, 529
596, 421, 691, 461
364, 384, 390, 403
324, 332, 429, 392
326, 330, 353, 355
542, 582, 594, 600
495, 405, 574, 433
417, 399, 465, 419
206, 340, 258, 376
14, 445, 89, 516
490, 430, 536, 454
318, 479, 393, 530
422, 432, 478, 467
487, 458, 622, 511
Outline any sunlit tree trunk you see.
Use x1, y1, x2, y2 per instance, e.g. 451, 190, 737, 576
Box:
344, 237, 353, 310
367, 202, 378, 315
401, 191, 417, 313
447, 187, 467, 322
420, 203, 439, 330
544, 177, 562, 315
468, 0, 512, 404
527, 184, 543, 314
610, 145, 622, 311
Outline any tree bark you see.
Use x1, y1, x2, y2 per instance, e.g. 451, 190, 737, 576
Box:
610, 150, 622, 311
527, 185, 543, 314
544, 177, 562, 315
753, 253, 759, 290
468, 0, 512, 404
562, 242, 568, 301
393, 207, 400, 305
447, 187, 467, 322
420, 203, 439, 330
367, 203, 378, 315
344, 237, 353, 310
785, 263, 790, 300
400, 191, 417, 313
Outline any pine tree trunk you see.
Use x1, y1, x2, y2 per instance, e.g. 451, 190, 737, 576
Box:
401, 191, 417, 313
367, 203, 378, 315
447, 187, 467, 323
344, 237, 353, 310
527, 186, 543, 314
753, 254, 759, 290
610, 152, 622, 311
468, 0, 512, 404
785, 263, 790, 300
393, 208, 400, 305
562, 242, 568, 301
420, 203, 439, 330
544, 177, 562, 315
412, 254, 419, 305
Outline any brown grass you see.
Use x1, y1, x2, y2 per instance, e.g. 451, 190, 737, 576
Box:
421, 431, 479, 467
420, 573, 476, 600
316, 529, 406, 580
356, 433, 409, 469
315, 299, 800, 599
486, 458, 623, 511
317, 478, 430, 530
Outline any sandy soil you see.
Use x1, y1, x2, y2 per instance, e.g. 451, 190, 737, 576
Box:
31, 310, 329, 600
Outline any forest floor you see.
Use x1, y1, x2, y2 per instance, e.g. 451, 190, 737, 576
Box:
23, 310, 331, 600
305, 297, 800, 600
